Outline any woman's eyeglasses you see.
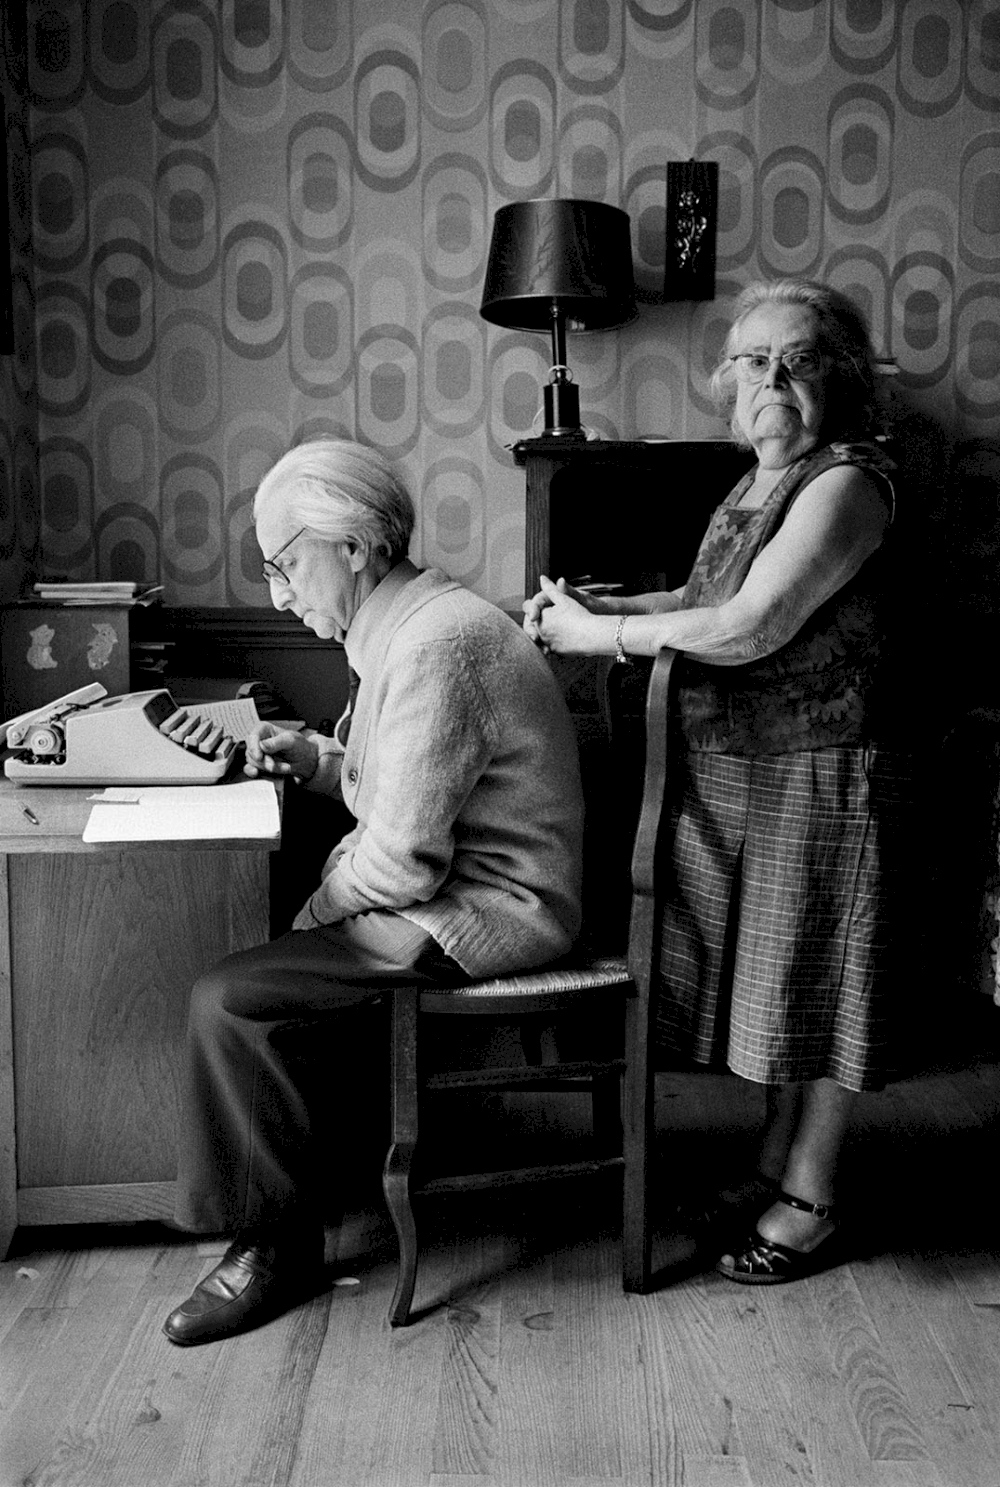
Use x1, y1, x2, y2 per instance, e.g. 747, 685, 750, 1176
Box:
730, 349, 826, 384
261, 527, 306, 584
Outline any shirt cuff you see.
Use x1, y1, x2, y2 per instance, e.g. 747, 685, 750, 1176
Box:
302, 733, 345, 796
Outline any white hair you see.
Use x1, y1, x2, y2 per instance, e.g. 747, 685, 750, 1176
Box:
709, 278, 881, 448
253, 438, 415, 563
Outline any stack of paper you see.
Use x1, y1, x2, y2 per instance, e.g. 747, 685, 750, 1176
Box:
82, 780, 280, 843
31, 582, 164, 606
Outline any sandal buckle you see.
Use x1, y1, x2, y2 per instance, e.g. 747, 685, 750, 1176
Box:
779, 1190, 835, 1221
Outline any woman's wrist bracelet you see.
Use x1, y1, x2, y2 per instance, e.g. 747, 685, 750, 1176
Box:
614, 614, 628, 664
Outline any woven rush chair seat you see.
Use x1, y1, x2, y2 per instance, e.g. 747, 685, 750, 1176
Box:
382, 649, 678, 1326
418, 954, 631, 1009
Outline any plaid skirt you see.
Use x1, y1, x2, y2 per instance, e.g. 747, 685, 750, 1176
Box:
656, 745, 911, 1092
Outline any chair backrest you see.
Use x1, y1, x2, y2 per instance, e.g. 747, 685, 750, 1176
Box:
627, 648, 679, 991
556, 649, 678, 959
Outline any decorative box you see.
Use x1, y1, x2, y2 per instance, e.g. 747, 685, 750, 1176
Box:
0, 603, 155, 719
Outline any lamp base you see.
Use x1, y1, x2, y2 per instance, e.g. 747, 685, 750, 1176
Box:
542, 379, 586, 438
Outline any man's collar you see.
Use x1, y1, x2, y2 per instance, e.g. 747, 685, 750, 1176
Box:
343, 558, 420, 675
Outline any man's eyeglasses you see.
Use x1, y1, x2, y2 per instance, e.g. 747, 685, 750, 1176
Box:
730, 349, 826, 384
261, 527, 306, 585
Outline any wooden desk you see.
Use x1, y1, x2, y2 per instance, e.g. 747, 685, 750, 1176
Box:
0, 777, 281, 1255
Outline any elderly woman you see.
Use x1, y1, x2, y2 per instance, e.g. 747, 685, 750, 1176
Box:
524, 278, 905, 1284
163, 438, 584, 1345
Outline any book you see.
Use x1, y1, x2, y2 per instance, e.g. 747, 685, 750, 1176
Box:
30, 582, 164, 606
34, 581, 139, 595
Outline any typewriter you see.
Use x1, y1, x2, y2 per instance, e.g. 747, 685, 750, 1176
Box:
4, 684, 241, 785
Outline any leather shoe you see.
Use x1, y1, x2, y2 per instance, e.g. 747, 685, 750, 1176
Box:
162, 1229, 325, 1346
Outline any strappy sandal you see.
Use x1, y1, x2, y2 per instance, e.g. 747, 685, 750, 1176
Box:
715, 1191, 841, 1286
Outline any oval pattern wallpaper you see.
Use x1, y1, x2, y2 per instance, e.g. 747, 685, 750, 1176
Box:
1, 0, 999, 610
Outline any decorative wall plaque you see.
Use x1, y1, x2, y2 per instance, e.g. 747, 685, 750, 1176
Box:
664, 160, 718, 301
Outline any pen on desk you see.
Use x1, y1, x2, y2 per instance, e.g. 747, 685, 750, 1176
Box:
22, 806, 40, 826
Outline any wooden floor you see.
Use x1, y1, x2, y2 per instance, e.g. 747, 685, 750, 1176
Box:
4, 1023, 1000, 1487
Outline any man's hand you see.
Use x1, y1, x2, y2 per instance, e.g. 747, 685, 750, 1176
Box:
243, 722, 319, 782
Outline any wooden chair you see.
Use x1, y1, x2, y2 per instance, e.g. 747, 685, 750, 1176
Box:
381, 647, 679, 1325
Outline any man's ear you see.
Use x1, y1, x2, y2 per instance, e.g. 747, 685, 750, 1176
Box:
344, 537, 369, 573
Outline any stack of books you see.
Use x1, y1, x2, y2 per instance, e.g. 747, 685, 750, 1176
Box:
30, 582, 164, 607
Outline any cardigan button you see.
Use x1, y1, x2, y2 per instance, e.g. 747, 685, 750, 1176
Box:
347, 767, 358, 784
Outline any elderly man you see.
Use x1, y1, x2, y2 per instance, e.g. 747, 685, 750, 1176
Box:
163, 438, 583, 1345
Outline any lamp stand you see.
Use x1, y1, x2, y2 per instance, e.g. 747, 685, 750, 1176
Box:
543, 377, 582, 437
542, 302, 585, 438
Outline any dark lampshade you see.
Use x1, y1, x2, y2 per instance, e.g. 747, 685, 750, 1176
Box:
480, 199, 637, 332
480, 199, 637, 436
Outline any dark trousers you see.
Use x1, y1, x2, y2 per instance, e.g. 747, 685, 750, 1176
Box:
173, 911, 466, 1234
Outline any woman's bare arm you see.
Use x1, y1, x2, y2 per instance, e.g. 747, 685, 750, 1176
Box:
530, 465, 890, 664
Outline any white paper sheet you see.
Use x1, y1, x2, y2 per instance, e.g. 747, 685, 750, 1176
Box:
179, 696, 262, 742
82, 780, 280, 843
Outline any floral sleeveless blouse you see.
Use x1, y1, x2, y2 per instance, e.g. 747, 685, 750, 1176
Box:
677, 441, 897, 756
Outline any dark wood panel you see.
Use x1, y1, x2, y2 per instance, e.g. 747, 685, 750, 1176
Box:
514, 437, 753, 597
0, 602, 352, 736
149, 607, 351, 733
0, 603, 144, 717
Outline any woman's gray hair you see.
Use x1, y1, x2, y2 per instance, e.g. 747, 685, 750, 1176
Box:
709, 278, 881, 448
253, 438, 415, 564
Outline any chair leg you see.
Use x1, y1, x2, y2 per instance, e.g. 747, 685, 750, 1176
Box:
622, 992, 654, 1293
592, 1070, 623, 1158
383, 985, 420, 1326
518, 1020, 546, 1067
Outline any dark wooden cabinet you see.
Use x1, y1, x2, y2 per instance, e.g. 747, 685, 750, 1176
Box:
513, 439, 755, 941
513, 437, 753, 598
0, 602, 161, 719
0, 603, 352, 737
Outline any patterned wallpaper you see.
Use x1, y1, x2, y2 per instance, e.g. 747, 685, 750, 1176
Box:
1, 0, 999, 611
1, 1, 37, 607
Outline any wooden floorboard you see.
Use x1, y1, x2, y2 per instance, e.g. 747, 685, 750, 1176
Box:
4, 1032, 1000, 1487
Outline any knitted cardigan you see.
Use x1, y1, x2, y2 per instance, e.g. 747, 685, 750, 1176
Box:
300, 560, 584, 978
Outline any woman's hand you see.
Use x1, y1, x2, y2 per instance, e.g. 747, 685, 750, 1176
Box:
524, 575, 610, 655
243, 722, 319, 782
522, 575, 613, 644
